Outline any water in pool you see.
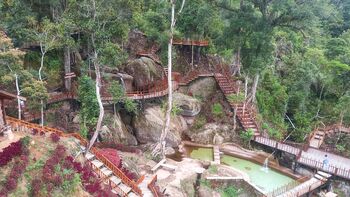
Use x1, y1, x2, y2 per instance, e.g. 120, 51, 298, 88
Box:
188, 147, 213, 161
221, 155, 295, 193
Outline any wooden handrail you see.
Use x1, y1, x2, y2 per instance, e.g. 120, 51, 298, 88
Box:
148, 175, 161, 197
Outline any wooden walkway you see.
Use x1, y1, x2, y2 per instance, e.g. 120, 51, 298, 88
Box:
172, 39, 209, 46
309, 124, 350, 148
253, 135, 350, 179
13, 76, 179, 121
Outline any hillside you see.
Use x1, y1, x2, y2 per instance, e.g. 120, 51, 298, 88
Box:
1, 0, 350, 197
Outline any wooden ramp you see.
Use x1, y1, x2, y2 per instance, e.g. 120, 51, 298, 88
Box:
277, 171, 331, 197
309, 127, 326, 148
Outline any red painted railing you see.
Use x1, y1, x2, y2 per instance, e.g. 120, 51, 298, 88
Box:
148, 175, 162, 197
173, 39, 209, 46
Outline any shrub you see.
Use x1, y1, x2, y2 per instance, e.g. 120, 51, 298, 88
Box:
98, 142, 141, 154
240, 129, 254, 148
50, 133, 60, 143
6, 177, 17, 191
0, 141, 23, 167
208, 165, 218, 174
121, 167, 137, 181
212, 103, 224, 118
32, 129, 38, 135
192, 115, 206, 130
30, 179, 42, 196
20, 136, 31, 147
2, 154, 29, 194
227, 93, 245, 103
220, 186, 240, 197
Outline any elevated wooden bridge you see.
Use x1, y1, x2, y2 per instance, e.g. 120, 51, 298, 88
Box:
172, 39, 209, 46
309, 124, 350, 148
9, 76, 179, 122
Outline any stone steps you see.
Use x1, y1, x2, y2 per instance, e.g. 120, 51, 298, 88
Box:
79, 145, 142, 196
213, 146, 221, 164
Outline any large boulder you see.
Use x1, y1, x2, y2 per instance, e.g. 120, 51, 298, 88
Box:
173, 93, 201, 117
187, 77, 217, 100
100, 113, 138, 146
103, 73, 134, 92
124, 57, 164, 89
133, 105, 187, 147
126, 30, 148, 56
185, 123, 234, 144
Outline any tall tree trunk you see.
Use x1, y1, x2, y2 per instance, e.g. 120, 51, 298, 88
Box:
152, 0, 186, 158
39, 45, 46, 126
15, 74, 21, 120
232, 47, 241, 76
191, 45, 194, 69
87, 61, 104, 151
86, 0, 103, 152
64, 46, 72, 91
247, 74, 259, 104
158, 0, 176, 159
243, 75, 248, 115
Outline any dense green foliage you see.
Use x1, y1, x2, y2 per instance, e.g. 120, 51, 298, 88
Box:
77, 76, 98, 138
108, 81, 137, 114
1, 0, 350, 145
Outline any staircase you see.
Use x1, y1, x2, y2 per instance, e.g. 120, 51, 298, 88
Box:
6, 117, 144, 196
309, 127, 326, 148
83, 149, 139, 196
277, 171, 331, 197
213, 145, 221, 164
214, 73, 260, 135
138, 175, 155, 197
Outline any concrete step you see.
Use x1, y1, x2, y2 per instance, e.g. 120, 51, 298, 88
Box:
314, 174, 326, 181
85, 152, 95, 160
100, 167, 113, 177
110, 176, 122, 185
128, 192, 139, 197
243, 124, 257, 128
314, 136, 321, 140
119, 183, 132, 194
91, 159, 104, 169
317, 171, 332, 178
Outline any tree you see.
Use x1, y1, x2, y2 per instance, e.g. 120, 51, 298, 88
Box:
0, 31, 28, 120
77, 75, 99, 138
108, 81, 137, 116
65, 0, 131, 151
152, 0, 186, 158
34, 19, 63, 126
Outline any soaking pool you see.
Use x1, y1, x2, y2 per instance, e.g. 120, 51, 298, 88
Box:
188, 147, 213, 161
221, 155, 295, 193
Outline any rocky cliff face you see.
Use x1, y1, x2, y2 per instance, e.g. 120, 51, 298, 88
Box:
100, 112, 138, 146
132, 105, 188, 147
173, 92, 201, 117
123, 57, 165, 89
